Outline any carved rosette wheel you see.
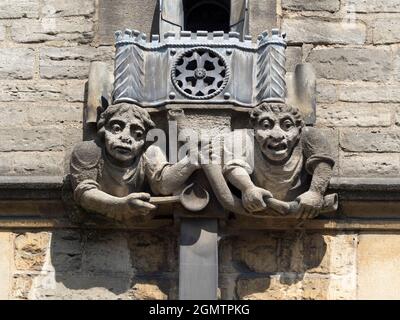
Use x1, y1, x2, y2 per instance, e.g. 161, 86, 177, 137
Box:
171, 47, 230, 99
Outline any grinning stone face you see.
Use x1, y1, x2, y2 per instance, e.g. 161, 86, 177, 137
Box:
254, 111, 301, 163
104, 110, 146, 164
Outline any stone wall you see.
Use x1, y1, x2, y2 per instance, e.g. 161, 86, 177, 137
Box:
1, 0, 400, 300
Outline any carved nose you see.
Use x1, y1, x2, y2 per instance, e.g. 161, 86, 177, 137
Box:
119, 135, 132, 144
270, 131, 285, 141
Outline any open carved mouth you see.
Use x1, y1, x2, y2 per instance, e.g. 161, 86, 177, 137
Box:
113, 146, 132, 154
267, 142, 288, 154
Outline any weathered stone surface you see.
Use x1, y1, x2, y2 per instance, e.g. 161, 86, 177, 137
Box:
282, 0, 340, 12
341, 130, 400, 152
231, 234, 278, 273
353, 0, 400, 13
307, 47, 392, 81
340, 153, 400, 177
317, 104, 392, 127
0, 82, 85, 103
0, 25, 5, 42
316, 81, 337, 103
236, 275, 302, 300
0, 152, 65, 175
50, 231, 82, 272
12, 274, 34, 300
129, 232, 177, 273
358, 234, 400, 299
301, 274, 356, 300
0, 49, 35, 80
0, 233, 11, 299
14, 233, 50, 271
28, 104, 83, 125
40, 46, 114, 79
286, 46, 302, 72
42, 0, 95, 17
81, 232, 133, 274
372, 18, 400, 44
0, 0, 39, 18
129, 282, 168, 300
0, 127, 81, 152
12, 17, 93, 43
98, 0, 157, 45
304, 234, 357, 276
0, 104, 82, 127
249, 0, 277, 38
338, 84, 400, 103
282, 19, 366, 45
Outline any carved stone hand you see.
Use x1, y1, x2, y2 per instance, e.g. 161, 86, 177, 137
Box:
295, 190, 324, 219
125, 193, 157, 216
242, 186, 273, 213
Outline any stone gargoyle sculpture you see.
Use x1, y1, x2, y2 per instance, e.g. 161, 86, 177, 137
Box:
221, 102, 337, 219
70, 102, 201, 222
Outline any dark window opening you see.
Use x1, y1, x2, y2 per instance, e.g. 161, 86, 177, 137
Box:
184, 0, 231, 33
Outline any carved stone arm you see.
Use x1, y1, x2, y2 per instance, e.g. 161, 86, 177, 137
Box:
224, 167, 255, 192
309, 161, 333, 195
156, 156, 200, 195
80, 189, 155, 221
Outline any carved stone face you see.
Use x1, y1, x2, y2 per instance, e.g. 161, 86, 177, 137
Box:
254, 111, 301, 163
104, 110, 146, 163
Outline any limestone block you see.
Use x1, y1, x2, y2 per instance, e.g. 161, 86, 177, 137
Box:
0, 0, 39, 18
282, 0, 340, 12
0, 24, 5, 42
282, 19, 366, 45
307, 47, 392, 81
353, 0, 400, 13
28, 104, 82, 125
12, 274, 34, 300
0, 105, 29, 128
358, 234, 400, 299
51, 231, 82, 272
341, 130, 400, 152
0, 127, 81, 152
81, 232, 132, 274
303, 234, 357, 276
236, 275, 303, 300
129, 282, 168, 300
129, 232, 177, 273
316, 81, 337, 104
231, 234, 278, 273
40, 47, 114, 79
301, 274, 356, 300
98, 0, 157, 45
0, 233, 12, 300
14, 232, 50, 271
0, 82, 85, 103
338, 84, 400, 103
12, 17, 93, 43
42, 0, 95, 17
317, 104, 392, 127
372, 18, 400, 44
340, 153, 400, 177
248, 0, 277, 38
0, 49, 35, 80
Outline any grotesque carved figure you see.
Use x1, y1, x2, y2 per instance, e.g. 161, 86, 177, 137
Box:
223, 103, 335, 218
70, 103, 200, 221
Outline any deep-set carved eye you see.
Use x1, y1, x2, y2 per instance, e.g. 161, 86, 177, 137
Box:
261, 119, 273, 130
132, 130, 144, 140
281, 119, 294, 131
111, 124, 122, 134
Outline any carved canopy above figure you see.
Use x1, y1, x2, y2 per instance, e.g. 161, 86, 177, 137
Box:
113, 28, 287, 107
